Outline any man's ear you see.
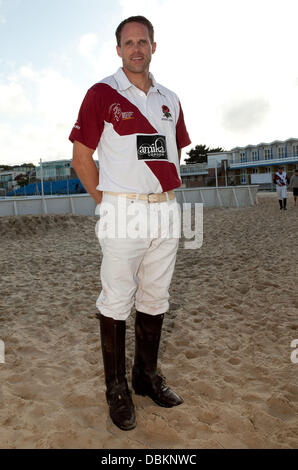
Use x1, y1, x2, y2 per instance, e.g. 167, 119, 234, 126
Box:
152, 42, 157, 54
116, 45, 122, 58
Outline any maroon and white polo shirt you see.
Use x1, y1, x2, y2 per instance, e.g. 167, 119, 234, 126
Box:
69, 67, 191, 194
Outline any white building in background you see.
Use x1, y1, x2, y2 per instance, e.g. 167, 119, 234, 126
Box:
35, 159, 101, 181
0, 167, 33, 192
0, 170, 16, 191
229, 137, 298, 185
35, 160, 74, 181
207, 151, 232, 169
179, 162, 208, 187
180, 137, 298, 188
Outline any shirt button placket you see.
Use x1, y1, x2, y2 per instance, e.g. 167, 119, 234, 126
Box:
139, 91, 147, 116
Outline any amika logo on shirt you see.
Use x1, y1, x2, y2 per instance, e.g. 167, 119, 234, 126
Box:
137, 135, 168, 160
109, 103, 135, 122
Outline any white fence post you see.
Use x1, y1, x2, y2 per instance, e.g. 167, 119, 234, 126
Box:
232, 188, 239, 207
247, 186, 254, 206
217, 188, 223, 207
13, 200, 18, 216
42, 198, 48, 215
199, 189, 205, 205
70, 197, 75, 215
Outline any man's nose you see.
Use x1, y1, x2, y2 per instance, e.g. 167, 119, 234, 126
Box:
132, 43, 140, 52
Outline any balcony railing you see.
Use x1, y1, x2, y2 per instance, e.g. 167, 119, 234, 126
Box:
180, 163, 208, 175
230, 154, 298, 167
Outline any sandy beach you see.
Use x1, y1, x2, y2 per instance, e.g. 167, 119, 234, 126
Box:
0, 195, 298, 449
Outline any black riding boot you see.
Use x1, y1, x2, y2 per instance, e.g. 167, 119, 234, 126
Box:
279, 199, 283, 210
132, 310, 183, 407
283, 198, 287, 210
97, 313, 136, 430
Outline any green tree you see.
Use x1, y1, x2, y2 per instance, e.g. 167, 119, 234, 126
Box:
184, 145, 224, 164
0, 162, 35, 171
14, 173, 29, 187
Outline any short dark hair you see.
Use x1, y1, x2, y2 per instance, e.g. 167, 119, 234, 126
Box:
115, 16, 154, 47
295, 168, 298, 172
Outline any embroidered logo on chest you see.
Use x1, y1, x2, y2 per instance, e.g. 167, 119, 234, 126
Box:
161, 105, 173, 121
109, 103, 135, 122
109, 103, 122, 122
122, 111, 134, 120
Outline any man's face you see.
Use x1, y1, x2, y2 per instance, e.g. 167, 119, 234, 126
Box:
116, 22, 156, 74
278, 168, 283, 173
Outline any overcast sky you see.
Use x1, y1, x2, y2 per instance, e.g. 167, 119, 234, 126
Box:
0, 0, 297, 166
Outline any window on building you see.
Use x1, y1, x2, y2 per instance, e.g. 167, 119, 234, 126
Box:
232, 152, 238, 163
293, 144, 298, 156
264, 149, 271, 160
278, 147, 285, 158
1, 175, 12, 182
240, 152, 246, 162
264, 167, 271, 173
251, 168, 258, 173
252, 151, 258, 161
240, 170, 247, 183
44, 168, 56, 178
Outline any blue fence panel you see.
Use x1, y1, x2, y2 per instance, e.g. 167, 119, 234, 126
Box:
7, 178, 86, 197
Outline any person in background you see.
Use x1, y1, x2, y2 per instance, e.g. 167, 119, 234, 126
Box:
273, 166, 290, 210
289, 168, 298, 208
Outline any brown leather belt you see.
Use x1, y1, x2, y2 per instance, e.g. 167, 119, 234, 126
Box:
104, 190, 176, 203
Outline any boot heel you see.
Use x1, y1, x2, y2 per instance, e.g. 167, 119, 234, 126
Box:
133, 385, 147, 396
132, 375, 147, 396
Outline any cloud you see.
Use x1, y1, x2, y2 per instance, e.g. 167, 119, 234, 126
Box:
221, 98, 271, 133
78, 33, 99, 59
77, 33, 119, 79
0, 65, 82, 164
0, 122, 69, 165
0, 82, 32, 117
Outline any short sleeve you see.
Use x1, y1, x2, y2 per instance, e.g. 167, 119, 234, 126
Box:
176, 101, 191, 149
68, 87, 105, 150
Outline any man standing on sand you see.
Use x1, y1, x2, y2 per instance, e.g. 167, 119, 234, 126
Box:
69, 16, 191, 431
289, 168, 298, 208
273, 166, 290, 210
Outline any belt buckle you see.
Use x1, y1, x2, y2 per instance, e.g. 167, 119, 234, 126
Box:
147, 193, 158, 203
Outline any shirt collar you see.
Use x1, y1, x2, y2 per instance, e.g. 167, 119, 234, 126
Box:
114, 67, 165, 96
114, 67, 132, 91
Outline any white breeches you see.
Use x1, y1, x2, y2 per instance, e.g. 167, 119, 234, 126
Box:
95, 192, 180, 321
